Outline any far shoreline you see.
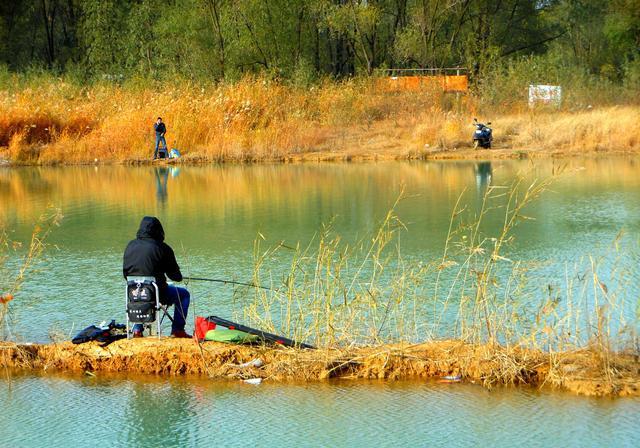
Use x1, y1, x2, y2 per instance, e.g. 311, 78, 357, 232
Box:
3, 144, 640, 168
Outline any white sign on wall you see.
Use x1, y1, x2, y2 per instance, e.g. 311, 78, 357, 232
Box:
528, 85, 562, 107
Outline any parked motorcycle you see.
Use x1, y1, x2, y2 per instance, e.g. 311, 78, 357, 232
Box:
472, 118, 493, 149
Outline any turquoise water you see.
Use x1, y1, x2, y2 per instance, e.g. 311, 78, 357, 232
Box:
1, 159, 640, 447
1, 373, 638, 447
1, 159, 639, 342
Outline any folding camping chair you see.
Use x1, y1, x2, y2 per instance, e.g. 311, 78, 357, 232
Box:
125, 276, 169, 338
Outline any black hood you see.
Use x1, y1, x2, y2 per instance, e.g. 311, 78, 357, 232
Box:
136, 216, 165, 241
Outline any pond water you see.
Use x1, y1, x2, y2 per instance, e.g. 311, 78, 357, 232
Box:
1, 373, 639, 447
1, 158, 639, 341
1, 158, 639, 446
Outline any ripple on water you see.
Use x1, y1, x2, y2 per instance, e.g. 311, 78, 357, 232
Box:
1, 376, 639, 447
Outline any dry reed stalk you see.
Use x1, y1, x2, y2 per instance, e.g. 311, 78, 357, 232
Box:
2, 76, 638, 164
0, 209, 62, 338
230, 167, 637, 391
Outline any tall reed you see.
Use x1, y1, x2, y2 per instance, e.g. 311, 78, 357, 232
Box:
0, 209, 62, 339
236, 168, 638, 369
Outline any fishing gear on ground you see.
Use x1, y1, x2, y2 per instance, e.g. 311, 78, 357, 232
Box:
72, 320, 127, 347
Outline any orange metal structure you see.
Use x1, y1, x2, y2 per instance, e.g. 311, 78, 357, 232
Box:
377, 74, 468, 93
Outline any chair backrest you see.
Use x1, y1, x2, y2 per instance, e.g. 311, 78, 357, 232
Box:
126, 276, 158, 323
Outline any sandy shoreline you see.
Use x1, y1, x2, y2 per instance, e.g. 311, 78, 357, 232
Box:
2, 339, 638, 398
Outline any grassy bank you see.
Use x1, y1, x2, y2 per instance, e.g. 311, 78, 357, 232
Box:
1, 76, 639, 165
2, 339, 638, 397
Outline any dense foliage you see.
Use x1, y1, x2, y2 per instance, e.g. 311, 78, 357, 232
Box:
0, 0, 638, 84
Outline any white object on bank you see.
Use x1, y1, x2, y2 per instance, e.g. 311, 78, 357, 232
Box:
528, 85, 562, 107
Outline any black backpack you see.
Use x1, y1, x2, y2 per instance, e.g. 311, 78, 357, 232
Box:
127, 279, 158, 323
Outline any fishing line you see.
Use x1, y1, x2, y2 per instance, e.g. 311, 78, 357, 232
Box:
183, 276, 273, 291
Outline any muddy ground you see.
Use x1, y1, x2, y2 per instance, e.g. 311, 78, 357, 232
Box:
1, 339, 638, 397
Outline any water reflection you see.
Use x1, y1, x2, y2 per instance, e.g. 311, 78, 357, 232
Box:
3, 159, 640, 235
154, 167, 170, 206
475, 161, 492, 189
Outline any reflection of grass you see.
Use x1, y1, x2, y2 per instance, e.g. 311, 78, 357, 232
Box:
3, 158, 640, 228
238, 170, 638, 389
1, 75, 638, 164
0, 209, 62, 339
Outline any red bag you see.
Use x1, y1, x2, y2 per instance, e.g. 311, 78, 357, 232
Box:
195, 316, 216, 340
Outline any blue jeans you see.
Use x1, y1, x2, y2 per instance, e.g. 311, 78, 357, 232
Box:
133, 285, 190, 334
155, 133, 167, 158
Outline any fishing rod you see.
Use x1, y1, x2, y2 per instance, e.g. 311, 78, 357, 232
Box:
182, 276, 272, 291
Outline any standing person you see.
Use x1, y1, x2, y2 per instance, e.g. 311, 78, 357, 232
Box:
123, 216, 191, 338
154, 117, 167, 159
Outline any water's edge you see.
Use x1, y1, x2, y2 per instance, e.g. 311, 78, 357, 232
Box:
3, 339, 638, 398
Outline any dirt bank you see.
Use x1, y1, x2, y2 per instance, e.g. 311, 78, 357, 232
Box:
1, 339, 637, 397
272, 144, 640, 164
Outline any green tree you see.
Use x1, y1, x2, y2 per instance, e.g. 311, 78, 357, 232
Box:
80, 0, 128, 76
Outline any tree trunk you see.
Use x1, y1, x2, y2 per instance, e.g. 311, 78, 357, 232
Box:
40, 0, 58, 67
204, 0, 226, 78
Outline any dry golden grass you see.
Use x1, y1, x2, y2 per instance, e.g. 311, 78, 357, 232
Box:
1, 338, 637, 397
413, 106, 640, 159
0, 78, 436, 163
2, 77, 637, 164
495, 107, 640, 153
1, 209, 62, 339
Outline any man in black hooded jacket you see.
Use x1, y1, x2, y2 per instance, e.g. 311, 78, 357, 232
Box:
123, 216, 191, 338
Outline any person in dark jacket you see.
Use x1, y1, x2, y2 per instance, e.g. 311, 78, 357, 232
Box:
123, 216, 191, 338
153, 117, 167, 159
